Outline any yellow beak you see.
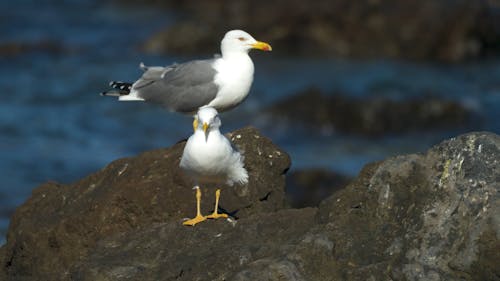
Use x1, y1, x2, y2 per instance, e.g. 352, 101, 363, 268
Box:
202, 122, 209, 141
192, 118, 198, 133
252, 41, 272, 51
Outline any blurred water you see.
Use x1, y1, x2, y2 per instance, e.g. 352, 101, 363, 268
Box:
1, 1, 500, 244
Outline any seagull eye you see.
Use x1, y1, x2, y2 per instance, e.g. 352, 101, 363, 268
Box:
238, 37, 246, 41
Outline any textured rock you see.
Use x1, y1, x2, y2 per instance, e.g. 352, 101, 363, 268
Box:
266, 88, 472, 136
135, 0, 500, 61
314, 132, 500, 280
71, 208, 317, 281
0, 127, 290, 280
1, 131, 498, 281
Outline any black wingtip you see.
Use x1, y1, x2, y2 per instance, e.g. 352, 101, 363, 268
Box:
101, 91, 122, 97
109, 81, 133, 90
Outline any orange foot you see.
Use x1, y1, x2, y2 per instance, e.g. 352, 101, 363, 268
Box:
183, 214, 207, 226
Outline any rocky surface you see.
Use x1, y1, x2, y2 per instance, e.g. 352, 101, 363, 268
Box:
132, 0, 500, 61
1, 129, 499, 280
0, 127, 290, 280
71, 208, 317, 281
266, 88, 472, 136
314, 132, 499, 280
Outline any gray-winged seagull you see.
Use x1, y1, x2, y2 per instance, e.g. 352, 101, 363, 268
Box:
101, 30, 272, 113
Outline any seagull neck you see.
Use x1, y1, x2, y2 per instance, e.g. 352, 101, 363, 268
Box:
221, 51, 250, 61
208, 127, 222, 136
195, 127, 222, 138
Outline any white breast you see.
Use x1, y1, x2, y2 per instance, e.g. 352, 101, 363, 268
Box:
209, 55, 255, 111
181, 132, 230, 173
180, 129, 248, 185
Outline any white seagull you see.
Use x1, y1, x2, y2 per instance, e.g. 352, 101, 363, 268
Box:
180, 107, 248, 226
102, 30, 272, 113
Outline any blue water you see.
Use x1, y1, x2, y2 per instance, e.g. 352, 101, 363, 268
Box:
1, 1, 500, 244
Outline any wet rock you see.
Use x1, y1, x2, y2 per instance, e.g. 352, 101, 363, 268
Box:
1, 131, 498, 280
286, 169, 351, 208
267, 88, 472, 136
133, 0, 499, 61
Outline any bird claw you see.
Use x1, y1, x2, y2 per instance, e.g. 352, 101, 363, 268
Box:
206, 212, 228, 220
183, 214, 207, 226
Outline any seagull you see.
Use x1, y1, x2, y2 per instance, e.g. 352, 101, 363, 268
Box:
180, 107, 248, 226
101, 30, 272, 114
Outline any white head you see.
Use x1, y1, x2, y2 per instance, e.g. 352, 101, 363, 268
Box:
193, 107, 221, 140
220, 30, 272, 57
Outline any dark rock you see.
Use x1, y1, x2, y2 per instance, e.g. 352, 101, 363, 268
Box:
132, 0, 500, 61
0, 127, 290, 280
71, 208, 317, 281
312, 132, 500, 280
266, 88, 472, 136
286, 169, 351, 208
1, 131, 498, 280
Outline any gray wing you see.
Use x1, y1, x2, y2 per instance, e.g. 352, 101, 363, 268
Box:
133, 59, 219, 113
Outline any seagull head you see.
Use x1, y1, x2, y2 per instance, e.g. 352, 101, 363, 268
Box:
193, 107, 221, 141
221, 30, 272, 57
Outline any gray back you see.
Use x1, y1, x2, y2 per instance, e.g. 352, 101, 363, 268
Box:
133, 59, 219, 113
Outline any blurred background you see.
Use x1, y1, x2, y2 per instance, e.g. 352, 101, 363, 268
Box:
1, 0, 500, 243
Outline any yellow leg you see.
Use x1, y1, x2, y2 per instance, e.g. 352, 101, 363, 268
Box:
183, 187, 206, 226
206, 189, 228, 219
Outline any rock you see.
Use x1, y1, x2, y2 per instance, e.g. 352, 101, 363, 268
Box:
286, 169, 351, 208
71, 208, 317, 281
1, 131, 498, 280
313, 132, 499, 280
0, 127, 290, 280
130, 0, 499, 61
266, 88, 472, 136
